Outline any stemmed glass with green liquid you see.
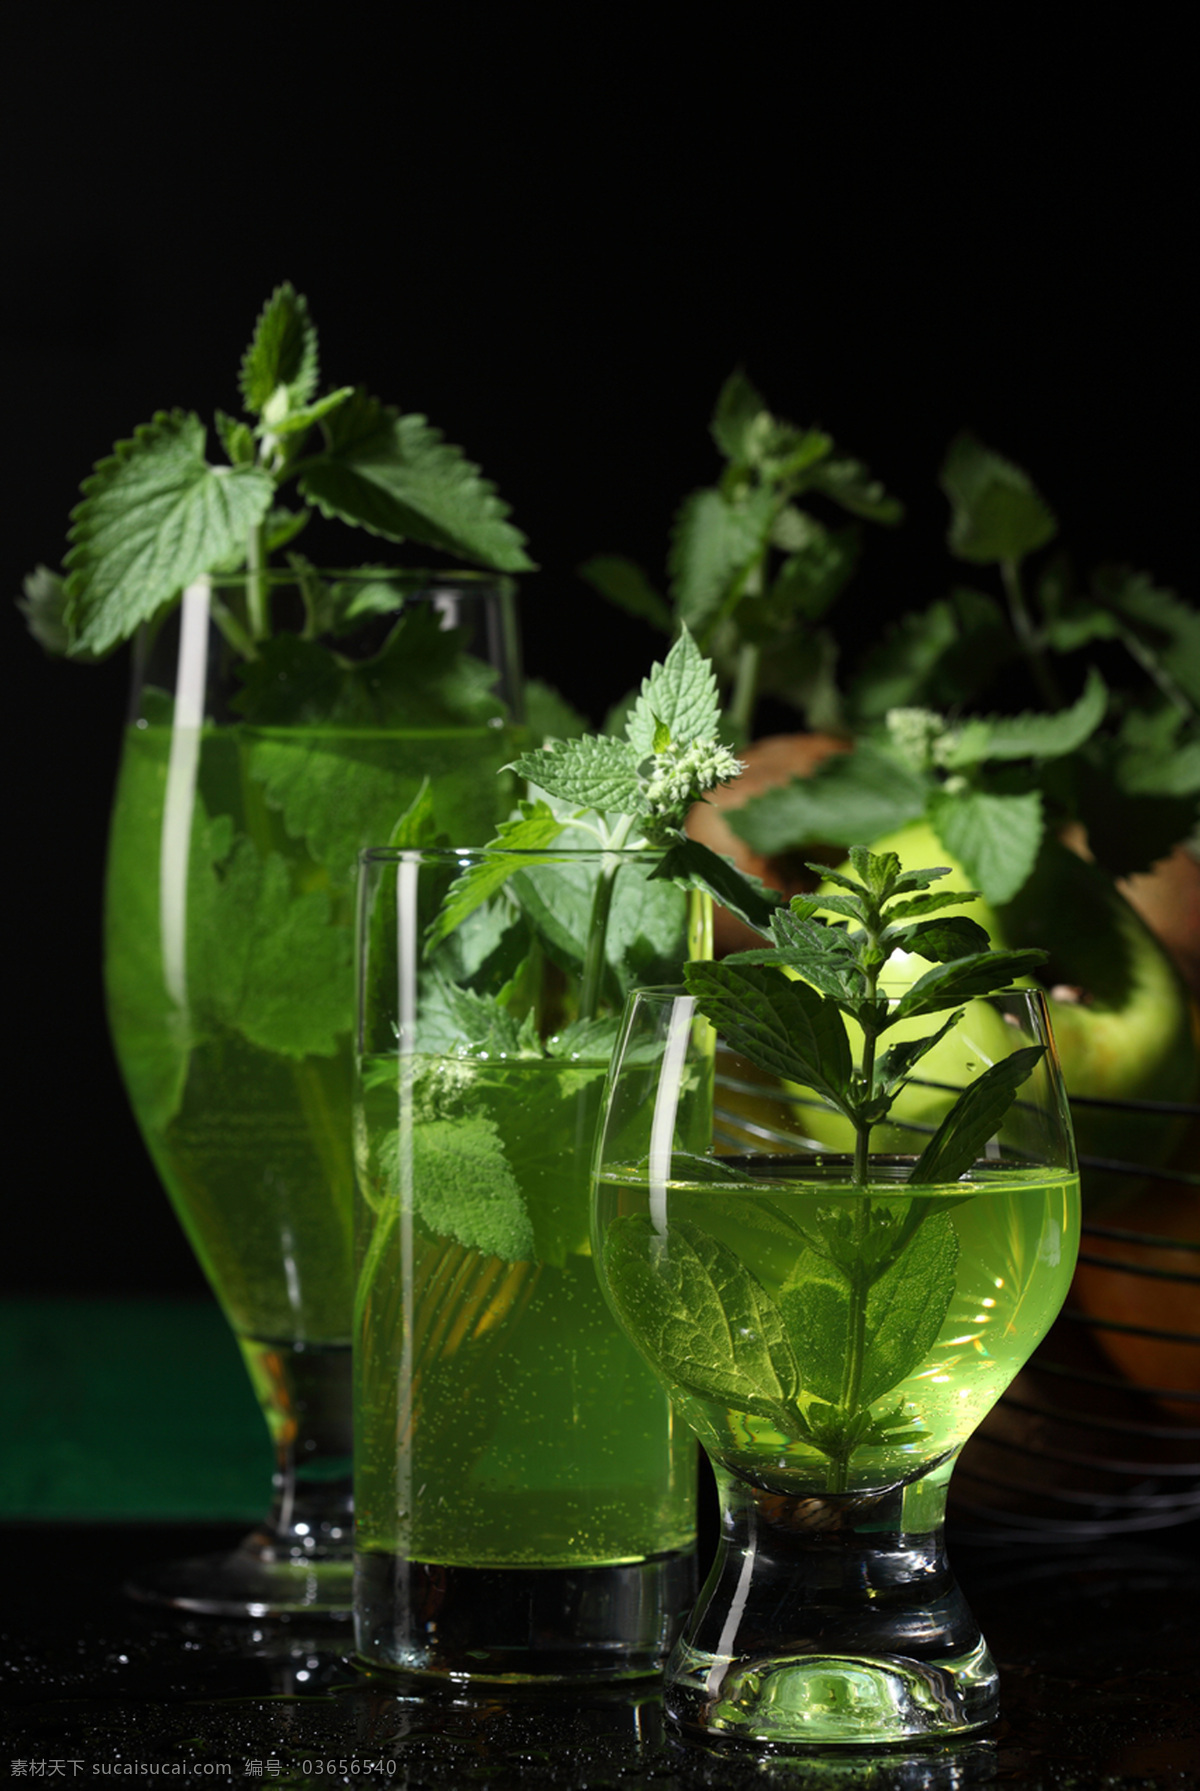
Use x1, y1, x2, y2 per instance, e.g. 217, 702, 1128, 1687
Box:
592, 850, 1080, 1751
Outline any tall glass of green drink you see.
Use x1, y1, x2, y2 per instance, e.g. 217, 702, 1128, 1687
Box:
593, 976, 1079, 1750
105, 569, 523, 1615
352, 845, 711, 1679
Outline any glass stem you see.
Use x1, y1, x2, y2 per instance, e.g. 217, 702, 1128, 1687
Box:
240, 1339, 354, 1558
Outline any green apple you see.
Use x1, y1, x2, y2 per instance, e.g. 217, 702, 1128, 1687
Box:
845, 820, 1199, 1207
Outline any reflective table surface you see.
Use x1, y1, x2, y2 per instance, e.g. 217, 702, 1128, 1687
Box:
2, 1520, 1198, 1788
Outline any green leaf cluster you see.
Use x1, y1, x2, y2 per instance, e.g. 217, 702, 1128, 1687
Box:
25, 282, 533, 660
684, 843, 1046, 1186
579, 371, 902, 739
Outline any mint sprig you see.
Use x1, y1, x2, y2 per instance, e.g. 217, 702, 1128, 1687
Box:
28, 282, 533, 661
685, 843, 1047, 1186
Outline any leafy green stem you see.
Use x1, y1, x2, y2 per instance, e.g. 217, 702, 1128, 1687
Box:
726, 641, 760, 744
579, 813, 637, 1021
247, 517, 270, 642
1001, 556, 1061, 711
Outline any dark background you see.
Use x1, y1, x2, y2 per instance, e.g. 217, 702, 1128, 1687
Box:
2, 10, 1190, 1295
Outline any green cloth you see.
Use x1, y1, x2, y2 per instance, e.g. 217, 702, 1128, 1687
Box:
0, 1298, 272, 1519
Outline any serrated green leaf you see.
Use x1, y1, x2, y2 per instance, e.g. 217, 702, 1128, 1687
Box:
940, 431, 1057, 564
685, 960, 853, 1111
239, 283, 319, 415
64, 411, 275, 656
1094, 567, 1200, 708
725, 907, 864, 1002
602, 1214, 799, 1421
214, 410, 256, 466
892, 951, 1046, 1023
710, 370, 768, 463
887, 915, 991, 962
577, 555, 672, 631
509, 734, 643, 811
806, 455, 903, 523
264, 385, 355, 439
941, 666, 1109, 766
762, 524, 860, 626
908, 1047, 1046, 1184
386, 778, 440, 849
425, 802, 566, 946
625, 626, 722, 758
297, 390, 533, 572
729, 742, 928, 854
651, 837, 781, 933
667, 485, 776, 635
380, 1112, 533, 1261
17, 564, 71, 655
931, 786, 1044, 904
875, 1014, 963, 1096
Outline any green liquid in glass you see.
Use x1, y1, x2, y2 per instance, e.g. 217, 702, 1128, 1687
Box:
595, 1159, 1080, 1496
353, 1055, 696, 1569
104, 720, 522, 1367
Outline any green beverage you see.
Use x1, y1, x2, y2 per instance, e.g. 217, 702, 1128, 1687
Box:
353, 1054, 695, 1566
105, 718, 521, 1368
595, 1158, 1080, 1496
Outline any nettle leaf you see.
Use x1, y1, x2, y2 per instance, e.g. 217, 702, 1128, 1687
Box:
940, 666, 1109, 767
710, 369, 768, 463
805, 455, 903, 524
196, 834, 350, 1058
685, 960, 853, 1112
239, 282, 319, 415
64, 412, 275, 656
667, 485, 777, 636
299, 390, 533, 572
603, 1215, 799, 1421
893, 951, 1046, 1023
18, 564, 71, 655
381, 1115, 534, 1261
940, 432, 1057, 565
264, 386, 355, 439
763, 522, 860, 626
509, 734, 642, 812
578, 555, 672, 632
625, 626, 722, 757
214, 410, 255, 466
651, 837, 781, 934
886, 915, 991, 962
931, 785, 1043, 905
420, 979, 542, 1059
729, 742, 928, 855
909, 1047, 1046, 1184
1095, 568, 1200, 708
426, 802, 565, 946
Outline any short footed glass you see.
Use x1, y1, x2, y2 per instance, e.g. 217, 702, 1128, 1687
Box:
591, 986, 1080, 1750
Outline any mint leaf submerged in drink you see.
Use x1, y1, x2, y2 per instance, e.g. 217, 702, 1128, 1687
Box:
601, 844, 1058, 1492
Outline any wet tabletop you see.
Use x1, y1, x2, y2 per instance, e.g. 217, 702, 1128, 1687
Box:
2, 1521, 1198, 1789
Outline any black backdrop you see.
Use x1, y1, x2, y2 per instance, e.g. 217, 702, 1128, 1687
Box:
2, 10, 1190, 1294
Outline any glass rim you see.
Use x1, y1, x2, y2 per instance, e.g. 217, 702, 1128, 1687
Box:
622, 982, 1051, 1005
359, 845, 666, 868
203, 566, 515, 592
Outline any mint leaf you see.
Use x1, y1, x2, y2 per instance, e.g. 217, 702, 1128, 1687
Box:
239, 282, 319, 415
509, 734, 643, 811
941, 432, 1057, 564
18, 564, 71, 655
425, 802, 565, 947
931, 785, 1043, 904
1095, 567, 1200, 709
710, 370, 768, 463
651, 838, 781, 934
886, 915, 991, 962
893, 952, 1047, 1023
684, 960, 853, 1112
577, 555, 672, 632
602, 1214, 799, 1422
806, 455, 903, 524
64, 412, 275, 656
195, 831, 350, 1057
726, 907, 864, 1003
940, 666, 1109, 766
729, 741, 928, 854
875, 1014, 963, 1097
298, 390, 533, 572
625, 626, 723, 758
667, 486, 776, 636
908, 1046, 1046, 1184
383, 1113, 533, 1261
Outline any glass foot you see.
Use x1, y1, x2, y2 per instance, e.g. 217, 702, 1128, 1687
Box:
125, 1526, 354, 1617
665, 1468, 999, 1750
354, 1548, 696, 1682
